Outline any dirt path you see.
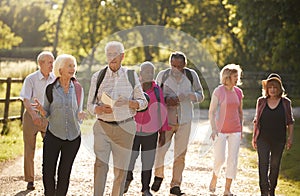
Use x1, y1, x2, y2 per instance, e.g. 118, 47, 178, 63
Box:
1, 108, 297, 196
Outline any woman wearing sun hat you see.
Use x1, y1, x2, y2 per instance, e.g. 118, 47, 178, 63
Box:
252, 73, 294, 196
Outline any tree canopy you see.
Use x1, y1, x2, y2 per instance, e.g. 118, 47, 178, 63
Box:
0, 0, 299, 77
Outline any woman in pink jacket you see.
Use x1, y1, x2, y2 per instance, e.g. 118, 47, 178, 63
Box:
124, 62, 170, 196
252, 73, 294, 196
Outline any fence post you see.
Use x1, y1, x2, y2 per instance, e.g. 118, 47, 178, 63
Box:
1, 78, 11, 134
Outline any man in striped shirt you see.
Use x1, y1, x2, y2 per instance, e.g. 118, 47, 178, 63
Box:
87, 41, 148, 196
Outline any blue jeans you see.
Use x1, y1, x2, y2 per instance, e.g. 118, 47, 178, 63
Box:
256, 137, 285, 195
42, 131, 81, 196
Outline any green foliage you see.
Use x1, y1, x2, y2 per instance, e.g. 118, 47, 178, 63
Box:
0, 0, 299, 99
0, 21, 22, 49
0, 0, 51, 48
231, 0, 300, 73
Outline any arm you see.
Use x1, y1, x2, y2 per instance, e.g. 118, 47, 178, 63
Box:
252, 99, 260, 150
87, 71, 113, 115
189, 69, 204, 103
209, 94, 218, 141
131, 71, 148, 111
286, 124, 294, 150
23, 98, 42, 126
77, 87, 86, 121
20, 77, 44, 126
239, 99, 244, 138
158, 131, 165, 147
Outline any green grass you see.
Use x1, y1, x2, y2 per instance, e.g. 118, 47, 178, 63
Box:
277, 117, 300, 195
243, 118, 300, 195
0, 121, 43, 162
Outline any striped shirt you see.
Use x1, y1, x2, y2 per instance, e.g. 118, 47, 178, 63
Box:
87, 66, 148, 121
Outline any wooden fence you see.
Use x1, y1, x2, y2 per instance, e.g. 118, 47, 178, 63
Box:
0, 77, 24, 135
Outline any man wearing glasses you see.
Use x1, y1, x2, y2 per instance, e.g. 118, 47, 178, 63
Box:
87, 41, 148, 196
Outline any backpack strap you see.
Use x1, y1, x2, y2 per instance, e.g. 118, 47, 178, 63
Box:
154, 85, 163, 131
46, 77, 59, 104
184, 68, 193, 86
153, 86, 160, 103
93, 66, 108, 104
127, 69, 135, 89
160, 69, 171, 88
71, 77, 83, 107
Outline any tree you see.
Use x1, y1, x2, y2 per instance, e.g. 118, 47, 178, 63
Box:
232, 0, 300, 73
0, 20, 22, 49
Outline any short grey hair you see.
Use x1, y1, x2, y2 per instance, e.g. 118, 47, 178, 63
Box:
53, 54, 77, 77
105, 41, 125, 54
140, 61, 155, 71
37, 51, 54, 65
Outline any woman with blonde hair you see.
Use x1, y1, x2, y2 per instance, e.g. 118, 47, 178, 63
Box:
252, 73, 294, 196
34, 54, 86, 196
208, 64, 244, 196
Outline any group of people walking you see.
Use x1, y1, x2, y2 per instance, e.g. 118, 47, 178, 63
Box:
20, 41, 294, 196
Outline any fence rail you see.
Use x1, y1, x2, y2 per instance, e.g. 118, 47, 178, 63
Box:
0, 77, 24, 135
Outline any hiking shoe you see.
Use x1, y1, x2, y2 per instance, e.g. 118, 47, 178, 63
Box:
151, 176, 163, 192
142, 189, 153, 196
170, 186, 184, 195
123, 180, 132, 193
27, 182, 35, 190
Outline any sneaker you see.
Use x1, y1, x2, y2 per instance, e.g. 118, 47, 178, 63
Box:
170, 186, 184, 196
123, 180, 132, 193
142, 189, 153, 196
27, 182, 35, 190
151, 176, 163, 192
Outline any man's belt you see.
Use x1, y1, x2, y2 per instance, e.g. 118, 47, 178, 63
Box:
98, 117, 133, 125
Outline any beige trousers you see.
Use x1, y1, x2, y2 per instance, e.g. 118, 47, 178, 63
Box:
22, 110, 48, 182
154, 122, 191, 188
93, 119, 136, 196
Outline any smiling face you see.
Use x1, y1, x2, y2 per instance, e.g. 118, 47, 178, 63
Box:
266, 80, 282, 98
59, 58, 76, 79
106, 45, 124, 72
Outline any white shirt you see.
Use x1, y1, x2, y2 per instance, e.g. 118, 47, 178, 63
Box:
87, 66, 148, 122
20, 70, 55, 109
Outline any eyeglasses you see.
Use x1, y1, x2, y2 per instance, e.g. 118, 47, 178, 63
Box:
106, 53, 121, 58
